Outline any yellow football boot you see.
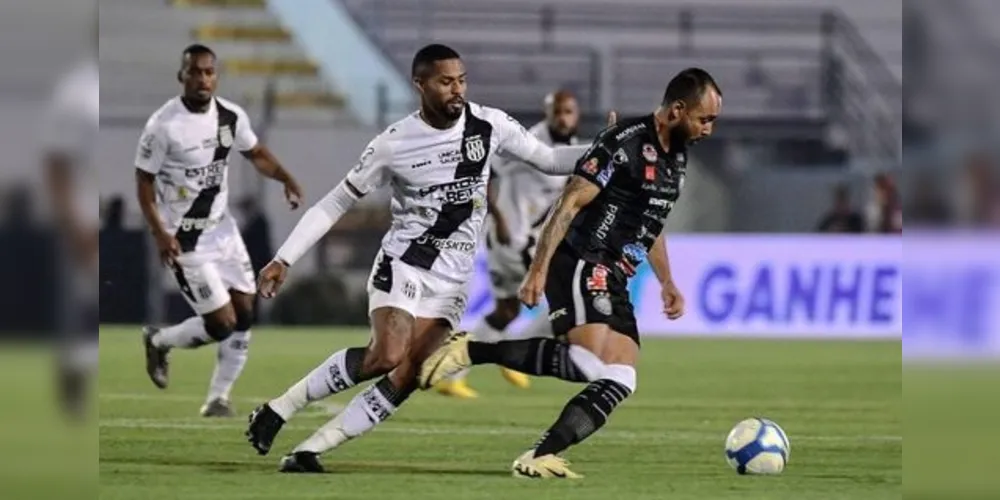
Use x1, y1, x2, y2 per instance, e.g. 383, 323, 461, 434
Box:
511, 450, 583, 479
500, 367, 531, 389
419, 332, 472, 389
434, 376, 479, 399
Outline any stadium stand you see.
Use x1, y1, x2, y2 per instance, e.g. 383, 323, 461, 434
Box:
99, 0, 347, 125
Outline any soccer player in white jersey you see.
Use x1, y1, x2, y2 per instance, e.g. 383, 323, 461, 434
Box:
245, 44, 600, 473
41, 39, 98, 420
135, 45, 303, 417
436, 89, 582, 398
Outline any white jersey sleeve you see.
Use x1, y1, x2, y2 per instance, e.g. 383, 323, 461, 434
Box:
134, 117, 168, 174
491, 108, 587, 175
233, 105, 259, 152
345, 134, 394, 195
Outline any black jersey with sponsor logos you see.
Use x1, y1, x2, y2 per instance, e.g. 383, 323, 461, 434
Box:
564, 114, 688, 277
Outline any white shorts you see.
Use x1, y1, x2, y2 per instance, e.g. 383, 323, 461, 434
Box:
486, 237, 534, 300
366, 250, 468, 329
170, 219, 255, 315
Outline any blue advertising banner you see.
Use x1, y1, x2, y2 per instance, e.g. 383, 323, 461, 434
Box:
460, 235, 904, 341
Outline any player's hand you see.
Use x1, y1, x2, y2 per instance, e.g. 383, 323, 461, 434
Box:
153, 230, 180, 266
258, 259, 289, 299
518, 269, 546, 308
661, 280, 685, 320
606, 110, 618, 126
284, 180, 303, 210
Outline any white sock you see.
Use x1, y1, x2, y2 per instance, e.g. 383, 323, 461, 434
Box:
293, 379, 403, 454
520, 310, 554, 339
269, 347, 363, 421
152, 316, 211, 349
206, 330, 250, 402
471, 317, 505, 343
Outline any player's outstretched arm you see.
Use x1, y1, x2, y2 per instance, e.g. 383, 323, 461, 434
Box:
518, 176, 600, 307
258, 179, 364, 298
242, 144, 303, 209
499, 110, 618, 176
260, 136, 392, 298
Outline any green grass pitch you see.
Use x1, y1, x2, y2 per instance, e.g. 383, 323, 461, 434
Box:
99, 326, 900, 499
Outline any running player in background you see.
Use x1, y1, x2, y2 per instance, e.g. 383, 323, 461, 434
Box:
420, 68, 722, 478
245, 44, 603, 473
136, 44, 303, 417
41, 26, 98, 420
435, 89, 581, 398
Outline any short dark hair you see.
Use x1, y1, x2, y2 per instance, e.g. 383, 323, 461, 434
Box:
181, 44, 216, 65
411, 44, 461, 79
662, 68, 721, 107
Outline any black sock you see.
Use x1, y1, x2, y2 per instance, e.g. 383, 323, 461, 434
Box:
344, 347, 368, 382
533, 378, 632, 457
467, 338, 589, 382
374, 375, 416, 408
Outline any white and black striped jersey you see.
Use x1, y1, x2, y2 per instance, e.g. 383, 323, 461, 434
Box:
490, 121, 577, 252
42, 57, 99, 229
348, 102, 556, 283
134, 96, 258, 252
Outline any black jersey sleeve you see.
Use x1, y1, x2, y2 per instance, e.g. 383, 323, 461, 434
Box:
573, 128, 617, 189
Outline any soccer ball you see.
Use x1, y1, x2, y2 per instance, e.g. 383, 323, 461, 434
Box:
724, 418, 790, 475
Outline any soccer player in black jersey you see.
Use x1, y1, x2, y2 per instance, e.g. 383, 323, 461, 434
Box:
419, 68, 722, 478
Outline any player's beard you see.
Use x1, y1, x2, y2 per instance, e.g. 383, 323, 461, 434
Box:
442, 98, 464, 120
669, 123, 692, 148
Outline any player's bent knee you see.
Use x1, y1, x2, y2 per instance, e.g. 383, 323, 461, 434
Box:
204, 318, 236, 342
233, 307, 254, 332
493, 299, 521, 324
203, 307, 237, 341
601, 363, 637, 394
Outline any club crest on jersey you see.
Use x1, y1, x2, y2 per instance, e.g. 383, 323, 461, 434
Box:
218, 125, 234, 148
464, 134, 486, 162
642, 144, 657, 162
613, 148, 628, 165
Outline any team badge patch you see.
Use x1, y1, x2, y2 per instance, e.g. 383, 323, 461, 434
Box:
582, 157, 599, 175
592, 294, 612, 316
464, 134, 486, 162
218, 125, 234, 148
613, 148, 628, 165
642, 143, 657, 162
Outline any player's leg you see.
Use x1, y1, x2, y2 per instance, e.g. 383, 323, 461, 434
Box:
278, 316, 451, 472
143, 260, 236, 389
246, 252, 419, 455
436, 252, 530, 396
201, 247, 257, 417
245, 305, 413, 456
512, 324, 637, 479
420, 248, 606, 388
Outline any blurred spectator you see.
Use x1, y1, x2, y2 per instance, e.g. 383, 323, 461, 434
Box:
957, 153, 1000, 227
816, 184, 865, 233
101, 196, 126, 231
866, 173, 903, 233
906, 172, 952, 227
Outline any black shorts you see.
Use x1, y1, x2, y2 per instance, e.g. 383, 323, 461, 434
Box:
545, 243, 639, 345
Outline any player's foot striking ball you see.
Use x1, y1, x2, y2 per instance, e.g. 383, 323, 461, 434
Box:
422, 68, 723, 476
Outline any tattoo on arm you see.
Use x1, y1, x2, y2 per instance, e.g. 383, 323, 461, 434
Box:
531, 176, 599, 272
